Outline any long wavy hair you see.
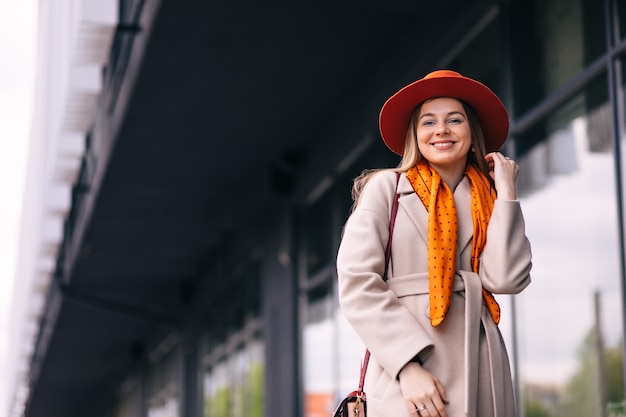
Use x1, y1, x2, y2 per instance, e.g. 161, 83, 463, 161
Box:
351, 99, 492, 209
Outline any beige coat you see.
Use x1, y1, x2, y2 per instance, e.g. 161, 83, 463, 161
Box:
336, 170, 532, 417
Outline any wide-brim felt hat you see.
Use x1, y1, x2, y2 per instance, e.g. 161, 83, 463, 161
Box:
379, 69, 509, 155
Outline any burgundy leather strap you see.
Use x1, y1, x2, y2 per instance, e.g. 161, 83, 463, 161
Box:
357, 172, 400, 392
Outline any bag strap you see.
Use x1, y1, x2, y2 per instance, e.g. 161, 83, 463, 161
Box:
357, 172, 401, 393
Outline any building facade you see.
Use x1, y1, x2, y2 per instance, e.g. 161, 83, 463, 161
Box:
7, 0, 626, 416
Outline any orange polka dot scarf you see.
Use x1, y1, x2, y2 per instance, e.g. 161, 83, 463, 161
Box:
406, 160, 501, 327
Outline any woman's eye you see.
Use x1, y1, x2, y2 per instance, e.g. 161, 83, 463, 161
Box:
422, 120, 435, 126
448, 118, 462, 124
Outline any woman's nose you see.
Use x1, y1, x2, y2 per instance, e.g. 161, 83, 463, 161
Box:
436, 124, 449, 135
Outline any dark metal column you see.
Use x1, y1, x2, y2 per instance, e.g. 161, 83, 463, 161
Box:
262, 213, 299, 417
180, 335, 200, 417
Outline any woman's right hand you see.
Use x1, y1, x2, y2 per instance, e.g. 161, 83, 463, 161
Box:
484, 152, 519, 200
398, 362, 449, 416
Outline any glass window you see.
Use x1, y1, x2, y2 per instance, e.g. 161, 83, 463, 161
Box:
301, 267, 363, 417
302, 280, 335, 416
116, 379, 139, 417
510, 0, 606, 118
147, 344, 181, 417
202, 327, 265, 417
514, 72, 624, 415
204, 358, 230, 417
200, 263, 264, 417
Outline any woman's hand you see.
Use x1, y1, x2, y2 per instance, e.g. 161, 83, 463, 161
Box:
399, 362, 449, 416
485, 152, 519, 200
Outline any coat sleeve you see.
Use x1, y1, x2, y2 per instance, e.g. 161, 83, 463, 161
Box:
479, 199, 532, 294
336, 171, 434, 379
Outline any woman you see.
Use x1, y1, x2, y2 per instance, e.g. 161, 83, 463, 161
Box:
336, 70, 532, 417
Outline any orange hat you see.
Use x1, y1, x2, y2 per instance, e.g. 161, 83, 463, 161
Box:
379, 70, 509, 155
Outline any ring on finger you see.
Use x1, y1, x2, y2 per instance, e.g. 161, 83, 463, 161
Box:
416, 404, 426, 412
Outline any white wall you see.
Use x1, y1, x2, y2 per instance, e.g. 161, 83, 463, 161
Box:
4, 1, 117, 416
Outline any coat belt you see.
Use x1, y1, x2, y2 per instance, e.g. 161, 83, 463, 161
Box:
387, 271, 505, 417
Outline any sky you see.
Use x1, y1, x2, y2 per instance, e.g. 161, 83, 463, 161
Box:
0, 1, 38, 416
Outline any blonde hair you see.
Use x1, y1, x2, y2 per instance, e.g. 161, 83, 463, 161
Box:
351, 99, 493, 210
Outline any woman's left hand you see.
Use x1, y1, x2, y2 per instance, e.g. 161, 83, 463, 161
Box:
485, 152, 519, 200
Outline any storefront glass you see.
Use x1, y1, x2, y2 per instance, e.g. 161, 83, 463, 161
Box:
302, 278, 361, 417
200, 259, 264, 417
515, 71, 625, 416
146, 344, 181, 417
202, 326, 265, 417
115, 379, 139, 417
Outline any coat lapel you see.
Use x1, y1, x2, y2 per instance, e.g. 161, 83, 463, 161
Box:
396, 173, 428, 243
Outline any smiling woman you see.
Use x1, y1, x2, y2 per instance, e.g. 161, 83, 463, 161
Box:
0, 1, 38, 416
336, 70, 532, 417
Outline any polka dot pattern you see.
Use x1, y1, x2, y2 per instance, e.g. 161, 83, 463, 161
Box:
407, 161, 501, 326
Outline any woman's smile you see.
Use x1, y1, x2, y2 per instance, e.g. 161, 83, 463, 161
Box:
430, 140, 456, 149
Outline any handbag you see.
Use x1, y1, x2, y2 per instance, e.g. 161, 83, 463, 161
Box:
332, 173, 400, 417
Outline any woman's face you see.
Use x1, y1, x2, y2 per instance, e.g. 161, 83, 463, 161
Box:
415, 97, 472, 172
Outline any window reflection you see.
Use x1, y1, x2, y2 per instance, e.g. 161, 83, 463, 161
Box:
200, 263, 264, 417
302, 275, 362, 417
115, 379, 138, 417
147, 344, 180, 417
303, 280, 335, 416
516, 73, 624, 415
202, 328, 264, 417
